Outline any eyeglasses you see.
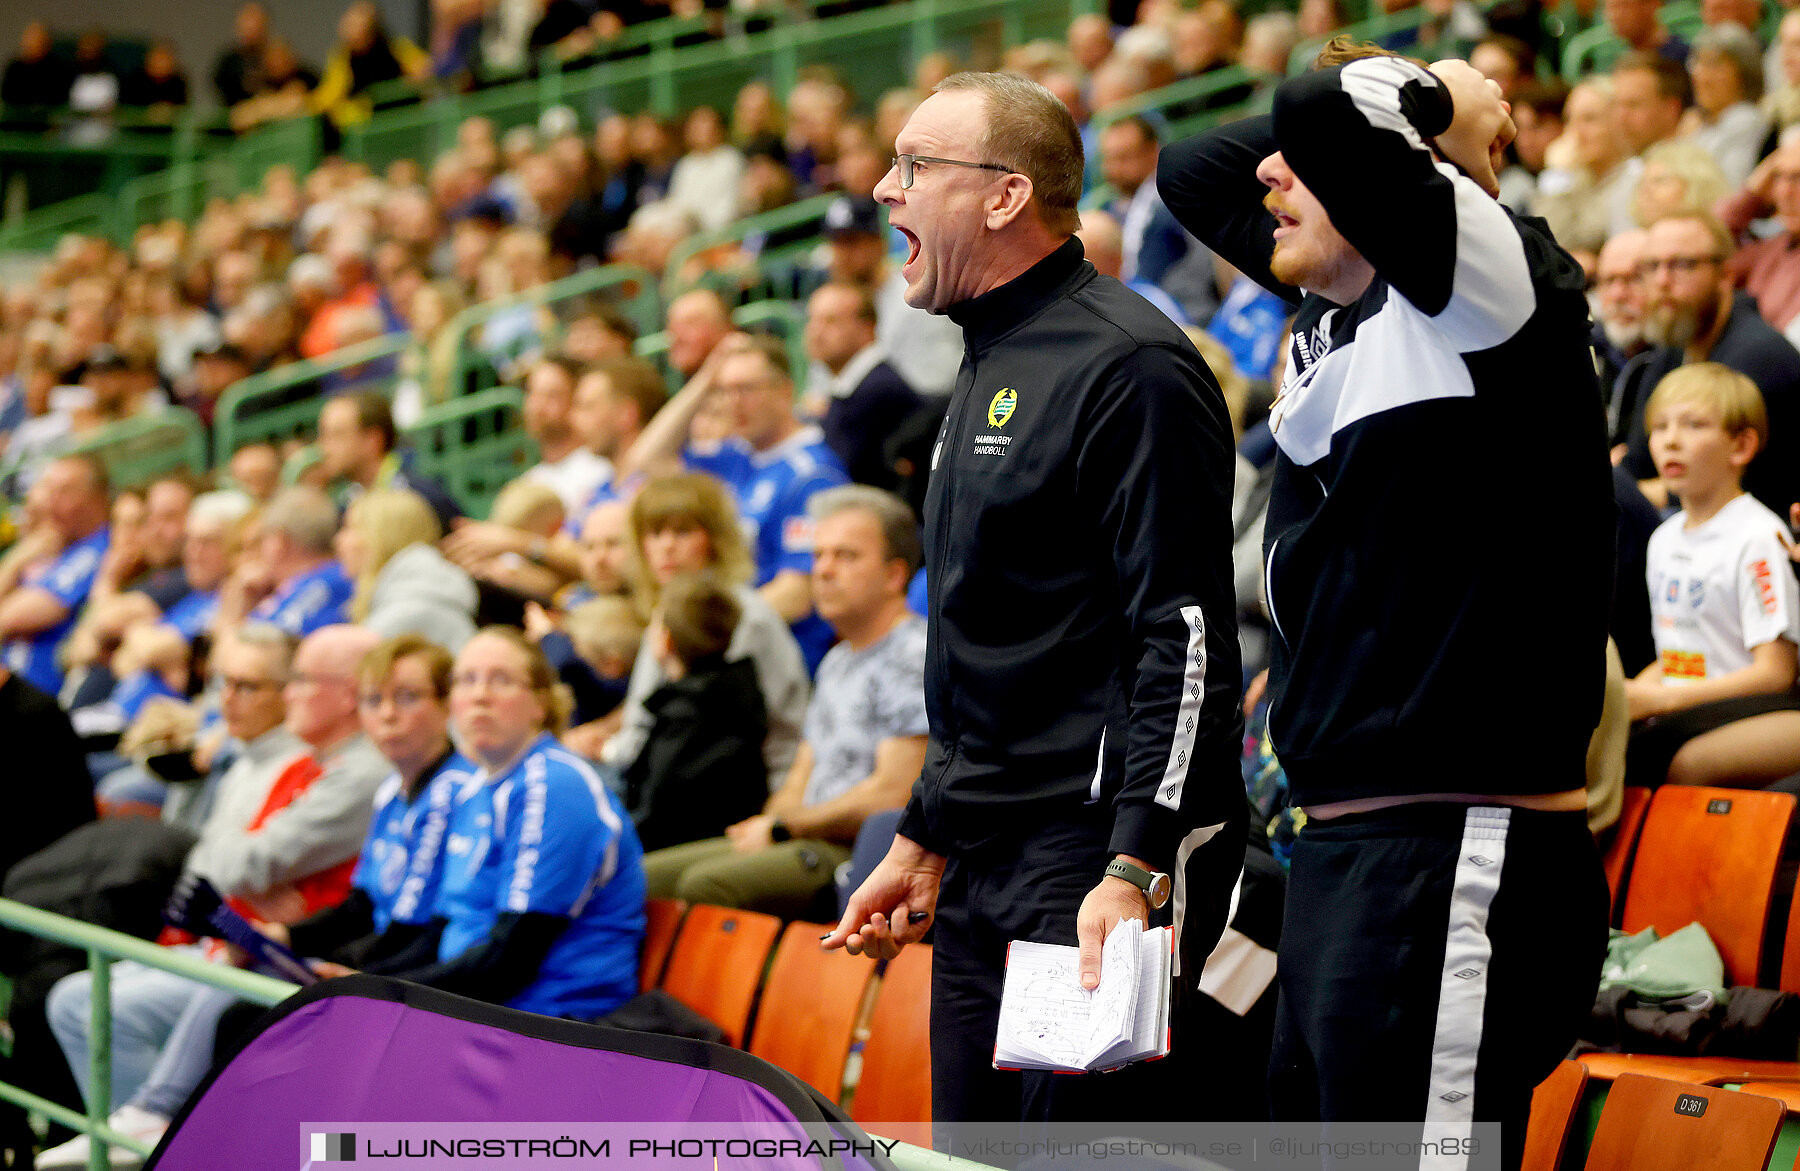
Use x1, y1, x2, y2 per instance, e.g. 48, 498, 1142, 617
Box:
450, 670, 533, 694
715, 377, 778, 395
1594, 272, 1640, 290
891, 154, 1014, 190
359, 687, 435, 711
290, 671, 352, 689
1639, 255, 1721, 276
217, 674, 283, 694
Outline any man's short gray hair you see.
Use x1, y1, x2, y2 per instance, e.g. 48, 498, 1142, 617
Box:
188, 489, 256, 530
226, 621, 297, 679
934, 71, 1084, 236
261, 485, 340, 555
809, 484, 923, 575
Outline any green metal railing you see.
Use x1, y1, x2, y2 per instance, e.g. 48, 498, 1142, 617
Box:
1091, 62, 1266, 143
1287, 5, 1434, 75
1560, 0, 1706, 80
59, 408, 209, 491
403, 386, 536, 518
1093, 0, 1454, 145
0, 899, 295, 1170
0, 0, 1093, 251
662, 192, 841, 299
340, 0, 1097, 175
0, 112, 321, 251
445, 262, 660, 398
214, 333, 412, 458
635, 298, 808, 391
0, 107, 231, 220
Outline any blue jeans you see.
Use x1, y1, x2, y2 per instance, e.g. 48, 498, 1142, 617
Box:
46, 952, 238, 1114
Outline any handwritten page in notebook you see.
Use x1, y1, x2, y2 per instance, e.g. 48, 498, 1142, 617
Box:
994, 920, 1172, 1072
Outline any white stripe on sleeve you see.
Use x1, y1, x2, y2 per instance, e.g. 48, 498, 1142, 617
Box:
1156, 605, 1208, 812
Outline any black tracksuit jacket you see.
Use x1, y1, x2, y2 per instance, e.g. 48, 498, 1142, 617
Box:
894, 237, 1244, 870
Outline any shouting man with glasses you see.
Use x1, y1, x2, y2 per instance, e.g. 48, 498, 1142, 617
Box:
1613, 211, 1800, 514
825, 71, 1245, 1132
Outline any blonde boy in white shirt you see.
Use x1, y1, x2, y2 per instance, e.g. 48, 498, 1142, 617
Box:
1629, 362, 1800, 786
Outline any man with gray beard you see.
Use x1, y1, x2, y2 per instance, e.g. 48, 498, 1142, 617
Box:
1612, 212, 1800, 516
1592, 229, 1651, 420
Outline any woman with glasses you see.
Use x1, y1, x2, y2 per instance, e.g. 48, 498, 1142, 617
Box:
268, 633, 473, 970
355, 627, 645, 1021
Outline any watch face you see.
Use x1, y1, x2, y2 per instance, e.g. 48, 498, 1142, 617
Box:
1147, 872, 1172, 909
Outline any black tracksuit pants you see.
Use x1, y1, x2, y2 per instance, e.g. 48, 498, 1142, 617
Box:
928, 802, 1247, 1149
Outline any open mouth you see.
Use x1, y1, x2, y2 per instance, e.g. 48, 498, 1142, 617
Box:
896, 226, 921, 268
1659, 462, 1687, 479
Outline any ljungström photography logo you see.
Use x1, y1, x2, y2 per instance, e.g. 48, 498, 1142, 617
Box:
310, 1132, 356, 1161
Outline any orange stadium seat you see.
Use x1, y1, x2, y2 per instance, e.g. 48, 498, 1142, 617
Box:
748, 921, 880, 1100
1619, 786, 1794, 988
1733, 1081, 1800, 1113
1601, 786, 1653, 916
851, 943, 933, 1148
1582, 1074, 1784, 1171
1522, 1060, 1588, 1171
639, 897, 687, 992
659, 904, 782, 1047
1577, 1053, 1800, 1086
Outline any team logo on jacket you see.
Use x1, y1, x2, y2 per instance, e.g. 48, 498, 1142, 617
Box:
988, 388, 1018, 427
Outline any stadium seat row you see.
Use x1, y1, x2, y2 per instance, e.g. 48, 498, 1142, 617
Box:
637, 899, 932, 1147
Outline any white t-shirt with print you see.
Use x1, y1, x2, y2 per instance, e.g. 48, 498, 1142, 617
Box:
1646, 492, 1800, 682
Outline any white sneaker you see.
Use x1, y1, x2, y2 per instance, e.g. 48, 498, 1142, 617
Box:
35, 1105, 169, 1170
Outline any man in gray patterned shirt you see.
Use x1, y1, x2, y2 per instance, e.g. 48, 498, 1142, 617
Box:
640, 486, 928, 919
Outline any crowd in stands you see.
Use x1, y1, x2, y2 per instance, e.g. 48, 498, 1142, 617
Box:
13, 0, 1800, 1161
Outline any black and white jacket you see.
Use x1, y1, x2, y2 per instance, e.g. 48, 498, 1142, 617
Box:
1161, 57, 1616, 806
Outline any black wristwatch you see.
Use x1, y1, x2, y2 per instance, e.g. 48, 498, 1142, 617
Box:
769, 819, 792, 843
1104, 858, 1172, 910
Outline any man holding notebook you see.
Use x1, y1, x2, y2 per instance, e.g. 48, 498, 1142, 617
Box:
825, 72, 1246, 1130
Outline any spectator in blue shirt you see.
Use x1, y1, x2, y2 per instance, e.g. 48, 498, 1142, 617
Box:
215, 486, 353, 639
358, 627, 645, 1020
161, 491, 257, 644
0, 455, 112, 696
622, 335, 849, 673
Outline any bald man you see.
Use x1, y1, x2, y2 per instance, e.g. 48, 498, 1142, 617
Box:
1078, 209, 1192, 325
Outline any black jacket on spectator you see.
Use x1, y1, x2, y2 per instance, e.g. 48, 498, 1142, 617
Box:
540, 629, 630, 726
1, 54, 70, 109
120, 68, 189, 108
212, 46, 264, 107
530, 0, 598, 52
823, 359, 922, 490
1615, 291, 1800, 519
0, 670, 96, 886
624, 656, 769, 853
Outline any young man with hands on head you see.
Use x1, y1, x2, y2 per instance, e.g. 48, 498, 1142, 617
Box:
1160, 39, 1615, 1167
